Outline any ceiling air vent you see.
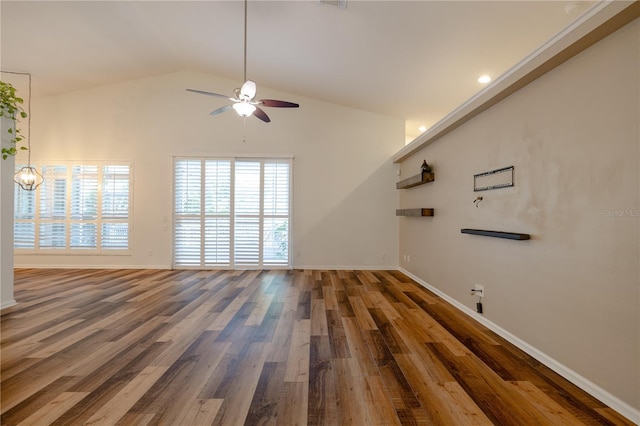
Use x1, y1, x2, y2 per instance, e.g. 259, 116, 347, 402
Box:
318, 0, 347, 9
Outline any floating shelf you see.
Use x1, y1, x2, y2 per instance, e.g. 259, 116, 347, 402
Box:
396, 171, 435, 189
461, 229, 530, 240
396, 208, 434, 217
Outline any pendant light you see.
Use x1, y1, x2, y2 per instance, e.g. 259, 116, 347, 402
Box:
12, 72, 43, 191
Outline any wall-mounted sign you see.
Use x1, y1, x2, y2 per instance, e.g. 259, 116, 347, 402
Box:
474, 166, 514, 192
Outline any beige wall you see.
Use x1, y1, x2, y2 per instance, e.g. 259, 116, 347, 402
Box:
12, 70, 403, 269
398, 20, 639, 411
1, 118, 16, 308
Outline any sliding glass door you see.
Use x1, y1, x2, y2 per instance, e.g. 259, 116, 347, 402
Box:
173, 157, 291, 269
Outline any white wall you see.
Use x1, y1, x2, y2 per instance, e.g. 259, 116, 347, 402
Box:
13, 70, 403, 269
398, 19, 639, 413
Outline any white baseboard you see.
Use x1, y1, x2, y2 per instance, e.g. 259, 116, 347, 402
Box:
14, 264, 397, 271
398, 267, 640, 425
14, 264, 172, 270
0, 299, 17, 310
292, 265, 396, 270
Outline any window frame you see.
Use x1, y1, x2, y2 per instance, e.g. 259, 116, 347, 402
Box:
172, 156, 293, 270
13, 161, 133, 255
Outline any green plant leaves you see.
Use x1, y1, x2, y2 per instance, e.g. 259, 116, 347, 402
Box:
0, 80, 28, 159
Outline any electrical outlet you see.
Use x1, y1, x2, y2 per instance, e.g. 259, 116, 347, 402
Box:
474, 284, 484, 297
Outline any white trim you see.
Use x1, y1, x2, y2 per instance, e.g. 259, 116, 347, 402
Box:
0, 300, 17, 310
174, 153, 295, 160
393, 0, 634, 163
15, 250, 132, 256
399, 267, 640, 425
293, 265, 397, 271
12, 264, 399, 271
14, 264, 172, 270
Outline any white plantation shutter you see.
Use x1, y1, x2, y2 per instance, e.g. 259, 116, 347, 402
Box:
234, 217, 260, 265
39, 165, 68, 221
264, 162, 290, 216
174, 217, 202, 267
263, 161, 290, 265
102, 166, 130, 219
39, 165, 68, 249
263, 217, 288, 265
204, 217, 230, 265
234, 161, 261, 266
70, 165, 98, 249
102, 165, 131, 249
71, 166, 98, 220
204, 160, 231, 266
174, 160, 203, 267
173, 157, 291, 269
13, 162, 131, 253
14, 185, 36, 249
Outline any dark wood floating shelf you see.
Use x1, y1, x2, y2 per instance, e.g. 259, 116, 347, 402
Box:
396, 208, 434, 217
396, 171, 435, 189
461, 229, 530, 240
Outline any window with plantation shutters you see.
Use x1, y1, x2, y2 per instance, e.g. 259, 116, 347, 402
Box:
173, 157, 291, 269
14, 187, 36, 249
204, 160, 232, 266
262, 161, 290, 265
102, 165, 131, 249
234, 160, 261, 266
174, 159, 205, 267
39, 165, 68, 249
14, 162, 132, 253
70, 165, 98, 249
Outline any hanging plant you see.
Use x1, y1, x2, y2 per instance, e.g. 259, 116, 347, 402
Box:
0, 80, 28, 159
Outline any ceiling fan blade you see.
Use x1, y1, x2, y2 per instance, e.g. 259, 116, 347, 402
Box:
240, 80, 257, 100
259, 99, 299, 108
210, 105, 233, 116
253, 107, 271, 123
186, 88, 232, 100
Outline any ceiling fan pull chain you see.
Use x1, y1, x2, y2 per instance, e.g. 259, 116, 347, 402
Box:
242, 117, 247, 143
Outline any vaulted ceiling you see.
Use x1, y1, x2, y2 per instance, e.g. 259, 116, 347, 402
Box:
1, 0, 596, 142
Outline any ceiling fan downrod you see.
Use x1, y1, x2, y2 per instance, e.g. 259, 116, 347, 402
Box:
243, 0, 248, 83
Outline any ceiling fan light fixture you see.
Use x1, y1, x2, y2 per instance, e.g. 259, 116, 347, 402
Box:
233, 102, 257, 117
240, 80, 257, 100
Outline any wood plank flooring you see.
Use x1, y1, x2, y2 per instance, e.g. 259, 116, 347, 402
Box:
0, 268, 634, 425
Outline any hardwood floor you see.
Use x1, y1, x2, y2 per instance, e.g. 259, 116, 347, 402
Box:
0, 268, 633, 425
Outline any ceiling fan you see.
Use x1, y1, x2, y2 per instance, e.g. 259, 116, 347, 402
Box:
186, 0, 299, 123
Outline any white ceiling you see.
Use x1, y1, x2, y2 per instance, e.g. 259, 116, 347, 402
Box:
1, 0, 596, 141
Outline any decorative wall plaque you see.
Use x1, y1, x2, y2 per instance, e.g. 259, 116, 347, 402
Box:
474, 166, 514, 192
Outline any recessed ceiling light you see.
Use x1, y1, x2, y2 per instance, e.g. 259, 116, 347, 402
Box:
319, 0, 347, 9
418, 126, 427, 132
564, 2, 580, 15
478, 75, 491, 84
